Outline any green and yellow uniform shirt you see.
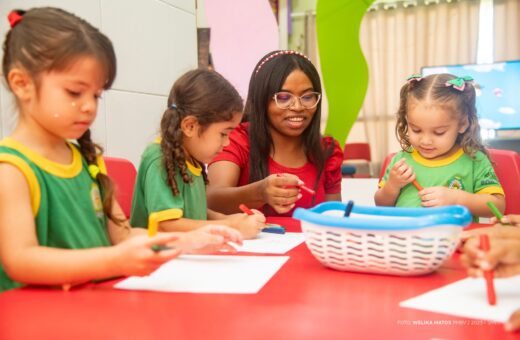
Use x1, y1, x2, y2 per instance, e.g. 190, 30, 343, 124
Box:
130, 140, 206, 229
0, 138, 111, 292
379, 148, 504, 210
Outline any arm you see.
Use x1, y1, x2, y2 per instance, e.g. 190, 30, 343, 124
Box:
207, 161, 301, 215
0, 163, 180, 286
158, 211, 266, 240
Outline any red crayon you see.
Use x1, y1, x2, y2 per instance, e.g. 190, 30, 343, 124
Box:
275, 173, 315, 196
479, 234, 496, 305
239, 204, 254, 215
412, 179, 423, 191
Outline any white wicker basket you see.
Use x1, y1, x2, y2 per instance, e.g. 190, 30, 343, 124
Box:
293, 202, 471, 276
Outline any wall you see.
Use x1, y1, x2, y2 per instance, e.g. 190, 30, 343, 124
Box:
0, 0, 197, 165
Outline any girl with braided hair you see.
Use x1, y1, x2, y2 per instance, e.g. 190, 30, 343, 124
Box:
0, 7, 243, 292
130, 69, 266, 239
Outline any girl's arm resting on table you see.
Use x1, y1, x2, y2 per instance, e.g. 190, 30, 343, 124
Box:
159, 212, 265, 240
449, 191, 505, 217
0, 163, 180, 286
207, 161, 266, 214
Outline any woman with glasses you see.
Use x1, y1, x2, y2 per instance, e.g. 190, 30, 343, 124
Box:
207, 50, 342, 217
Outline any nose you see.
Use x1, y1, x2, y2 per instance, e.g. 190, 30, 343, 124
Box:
80, 97, 98, 115
289, 96, 304, 110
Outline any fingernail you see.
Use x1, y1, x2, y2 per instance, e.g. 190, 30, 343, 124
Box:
502, 216, 509, 223
505, 322, 513, 332
297, 194, 302, 199
297, 179, 304, 185
476, 250, 485, 258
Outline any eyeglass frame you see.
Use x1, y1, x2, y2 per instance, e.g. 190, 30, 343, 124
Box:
272, 91, 322, 109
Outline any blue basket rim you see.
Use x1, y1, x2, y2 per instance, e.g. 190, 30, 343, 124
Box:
293, 201, 472, 231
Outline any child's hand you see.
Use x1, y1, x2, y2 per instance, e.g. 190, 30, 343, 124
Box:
387, 159, 416, 190
418, 186, 459, 207
505, 309, 520, 332
261, 173, 302, 214
490, 214, 520, 227
110, 233, 182, 277
176, 225, 243, 254
460, 227, 520, 278
227, 210, 266, 239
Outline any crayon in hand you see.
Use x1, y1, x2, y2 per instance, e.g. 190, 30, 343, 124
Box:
479, 234, 496, 305
486, 201, 510, 226
411, 179, 423, 191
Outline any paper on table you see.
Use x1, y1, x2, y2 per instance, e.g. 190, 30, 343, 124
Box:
114, 255, 289, 294
233, 232, 305, 254
400, 276, 520, 322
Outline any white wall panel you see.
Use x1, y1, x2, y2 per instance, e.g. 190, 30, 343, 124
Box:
105, 90, 166, 165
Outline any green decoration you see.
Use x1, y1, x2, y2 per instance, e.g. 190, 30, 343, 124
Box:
316, 0, 375, 147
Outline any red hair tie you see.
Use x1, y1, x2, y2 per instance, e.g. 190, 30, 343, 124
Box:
8, 11, 23, 28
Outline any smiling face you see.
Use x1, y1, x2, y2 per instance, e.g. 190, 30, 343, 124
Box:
25, 56, 106, 140
182, 111, 243, 164
406, 100, 468, 160
266, 69, 318, 139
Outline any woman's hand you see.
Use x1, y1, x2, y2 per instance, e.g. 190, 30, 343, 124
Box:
260, 173, 303, 214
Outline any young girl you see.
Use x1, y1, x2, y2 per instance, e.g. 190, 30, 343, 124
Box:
206, 50, 343, 217
130, 69, 266, 239
0, 8, 242, 292
375, 74, 505, 217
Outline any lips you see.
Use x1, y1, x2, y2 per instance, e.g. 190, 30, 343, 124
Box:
284, 116, 306, 129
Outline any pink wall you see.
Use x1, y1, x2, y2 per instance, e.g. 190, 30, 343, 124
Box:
205, 0, 279, 100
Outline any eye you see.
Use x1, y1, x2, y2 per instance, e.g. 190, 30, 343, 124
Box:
275, 92, 292, 102
410, 128, 420, 133
434, 131, 446, 136
66, 89, 81, 97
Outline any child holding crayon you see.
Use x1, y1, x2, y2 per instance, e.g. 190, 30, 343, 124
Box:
375, 74, 505, 218
0, 8, 242, 292
130, 69, 266, 239
461, 226, 520, 332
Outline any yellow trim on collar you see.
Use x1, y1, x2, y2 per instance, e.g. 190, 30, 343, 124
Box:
411, 148, 464, 167
154, 137, 161, 144
0, 138, 82, 178
476, 186, 505, 196
0, 154, 40, 216
186, 160, 202, 176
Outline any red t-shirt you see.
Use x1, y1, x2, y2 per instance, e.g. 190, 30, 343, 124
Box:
209, 123, 343, 217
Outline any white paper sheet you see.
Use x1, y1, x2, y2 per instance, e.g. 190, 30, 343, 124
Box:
114, 255, 289, 294
233, 232, 305, 254
400, 276, 520, 322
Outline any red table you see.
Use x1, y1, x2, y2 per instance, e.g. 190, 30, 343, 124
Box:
0, 219, 515, 340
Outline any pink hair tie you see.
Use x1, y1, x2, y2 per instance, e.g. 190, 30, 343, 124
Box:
7, 11, 23, 28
